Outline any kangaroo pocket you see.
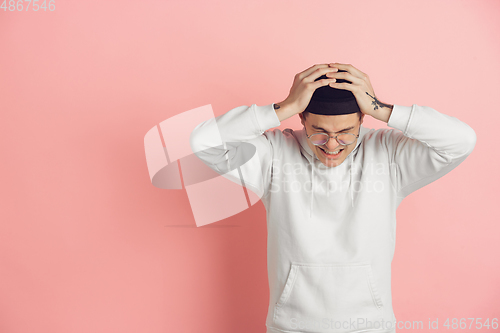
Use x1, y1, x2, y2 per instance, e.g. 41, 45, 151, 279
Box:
273, 262, 384, 333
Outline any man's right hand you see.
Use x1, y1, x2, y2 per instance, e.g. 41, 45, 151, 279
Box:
274, 64, 338, 122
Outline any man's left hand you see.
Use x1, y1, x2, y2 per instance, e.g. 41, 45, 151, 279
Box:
326, 63, 393, 122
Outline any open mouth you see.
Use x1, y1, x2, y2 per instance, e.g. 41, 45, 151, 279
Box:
319, 147, 344, 158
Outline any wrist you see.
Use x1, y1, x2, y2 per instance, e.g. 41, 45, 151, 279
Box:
273, 102, 296, 122
371, 104, 393, 123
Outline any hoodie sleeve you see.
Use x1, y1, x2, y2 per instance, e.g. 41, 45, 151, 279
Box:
189, 103, 282, 199
384, 104, 477, 198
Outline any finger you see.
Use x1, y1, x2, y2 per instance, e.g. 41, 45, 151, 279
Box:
298, 63, 330, 80
328, 81, 354, 91
304, 66, 339, 83
326, 70, 364, 85
329, 63, 366, 80
312, 78, 337, 90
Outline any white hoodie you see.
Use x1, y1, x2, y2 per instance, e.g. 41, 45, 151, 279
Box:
189, 102, 476, 333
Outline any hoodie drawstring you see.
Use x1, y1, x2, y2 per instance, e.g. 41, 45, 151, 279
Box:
310, 161, 314, 218
350, 153, 354, 208
309, 148, 355, 218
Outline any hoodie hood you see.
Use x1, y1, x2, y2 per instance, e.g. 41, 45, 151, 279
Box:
292, 125, 370, 217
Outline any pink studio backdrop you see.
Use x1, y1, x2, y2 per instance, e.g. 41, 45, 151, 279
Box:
1, 1, 498, 332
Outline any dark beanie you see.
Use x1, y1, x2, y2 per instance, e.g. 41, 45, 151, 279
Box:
303, 69, 360, 115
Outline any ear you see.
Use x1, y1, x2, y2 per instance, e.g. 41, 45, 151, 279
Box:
359, 113, 365, 125
299, 113, 306, 127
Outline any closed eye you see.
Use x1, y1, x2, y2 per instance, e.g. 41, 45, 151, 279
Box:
312, 125, 355, 134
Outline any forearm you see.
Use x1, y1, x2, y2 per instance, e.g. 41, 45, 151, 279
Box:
190, 104, 280, 170
371, 104, 394, 123
189, 103, 281, 199
273, 102, 298, 122
385, 103, 476, 197
388, 104, 476, 159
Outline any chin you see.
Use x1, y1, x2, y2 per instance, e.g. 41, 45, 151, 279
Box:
324, 159, 344, 167
318, 156, 345, 167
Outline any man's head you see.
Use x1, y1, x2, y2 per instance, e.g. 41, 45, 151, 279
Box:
299, 110, 364, 168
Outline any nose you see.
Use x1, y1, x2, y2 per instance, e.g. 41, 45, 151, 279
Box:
324, 137, 342, 151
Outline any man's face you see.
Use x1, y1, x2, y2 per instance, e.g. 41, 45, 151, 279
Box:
299, 112, 364, 168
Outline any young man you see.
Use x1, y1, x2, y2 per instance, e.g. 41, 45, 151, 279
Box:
189, 63, 476, 333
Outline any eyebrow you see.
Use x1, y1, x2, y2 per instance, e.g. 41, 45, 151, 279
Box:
311, 125, 355, 134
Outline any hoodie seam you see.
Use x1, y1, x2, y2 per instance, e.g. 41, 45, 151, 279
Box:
252, 104, 276, 199
402, 104, 415, 137
252, 103, 265, 134
387, 144, 399, 195
386, 106, 413, 195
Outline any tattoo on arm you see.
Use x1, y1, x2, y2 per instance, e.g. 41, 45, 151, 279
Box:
273, 104, 281, 110
365, 92, 392, 110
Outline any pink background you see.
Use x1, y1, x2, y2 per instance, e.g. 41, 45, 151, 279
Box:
1, 0, 499, 332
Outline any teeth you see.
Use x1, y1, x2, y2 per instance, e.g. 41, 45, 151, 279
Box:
321, 148, 343, 154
